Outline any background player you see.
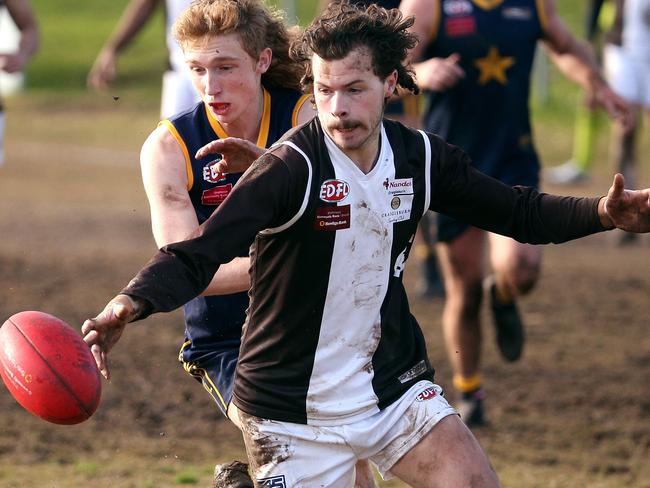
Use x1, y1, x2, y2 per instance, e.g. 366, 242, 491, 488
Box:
400, 0, 633, 425
0, 0, 38, 166
87, 0, 199, 118
601, 0, 650, 244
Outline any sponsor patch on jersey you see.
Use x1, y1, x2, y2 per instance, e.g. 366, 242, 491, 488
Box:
201, 183, 232, 206
319, 179, 350, 202
444, 16, 476, 37
314, 204, 351, 231
381, 194, 413, 224
202, 157, 226, 183
502, 6, 532, 20
258, 475, 287, 488
398, 360, 428, 383
382, 177, 413, 196
443, 0, 473, 16
416, 385, 439, 402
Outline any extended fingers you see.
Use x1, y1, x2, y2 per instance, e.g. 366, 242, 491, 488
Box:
195, 140, 224, 159
91, 344, 109, 380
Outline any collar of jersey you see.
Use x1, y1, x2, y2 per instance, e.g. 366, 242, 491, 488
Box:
472, 0, 504, 10
204, 87, 271, 148
322, 122, 391, 181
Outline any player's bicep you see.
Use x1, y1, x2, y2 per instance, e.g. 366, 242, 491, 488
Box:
140, 126, 198, 247
400, 0, 438, 61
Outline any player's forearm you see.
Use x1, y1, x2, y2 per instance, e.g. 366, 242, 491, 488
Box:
548, 37, 602, 92
201, 257, 251, 296
17, 24, 39, 63
104, 0, 159, 54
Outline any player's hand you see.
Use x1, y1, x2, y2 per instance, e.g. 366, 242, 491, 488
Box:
416, 53, 465, 92
601, 173, 650, 232
195, 137, 265, 174
593, 85, 634, 132
81, 294, 137, 380
0, 52, 28, 73
87, 49, 117, 90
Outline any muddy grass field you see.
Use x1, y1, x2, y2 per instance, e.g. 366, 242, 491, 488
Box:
0, 96, 648, 487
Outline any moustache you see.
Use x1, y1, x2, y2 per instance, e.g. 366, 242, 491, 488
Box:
329, 120, 362, 131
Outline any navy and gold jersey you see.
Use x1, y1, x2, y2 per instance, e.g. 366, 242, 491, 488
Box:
422, 0, 547, 186
159, 86, 310, 402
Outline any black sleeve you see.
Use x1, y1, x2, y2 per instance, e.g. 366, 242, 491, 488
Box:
121, 153, 306, 318
427, 136, 607, 244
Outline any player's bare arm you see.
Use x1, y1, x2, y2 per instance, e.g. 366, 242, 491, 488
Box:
141, 126, 250, 296
540, 0, 634, 129
2, 0, 39, 73
87, 0, 159, 90
400, 0, 465, 92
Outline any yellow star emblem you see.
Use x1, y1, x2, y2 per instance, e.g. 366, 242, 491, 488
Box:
474, 46, 515, 85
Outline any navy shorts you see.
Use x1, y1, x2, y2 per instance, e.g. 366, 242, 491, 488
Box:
178, 338, 239, 417
438, 154, 540, 243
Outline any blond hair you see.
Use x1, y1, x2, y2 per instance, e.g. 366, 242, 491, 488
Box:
173, 0, 303, 91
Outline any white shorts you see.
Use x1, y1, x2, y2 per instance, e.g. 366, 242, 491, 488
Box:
160, 69, 201, 119
604, 43, 650, 108
238, 381, 457, 487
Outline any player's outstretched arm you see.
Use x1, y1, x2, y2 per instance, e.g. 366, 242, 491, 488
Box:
600, 174, 650, 233
81, 295, 141, 380
87, 0, 159, 90
194, 137, 265, 174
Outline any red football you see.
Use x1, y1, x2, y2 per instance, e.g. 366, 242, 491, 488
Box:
0, 311, 101, 425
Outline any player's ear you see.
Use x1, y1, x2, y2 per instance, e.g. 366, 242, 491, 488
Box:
384, 69, 398, 98
256, 47, 273, 74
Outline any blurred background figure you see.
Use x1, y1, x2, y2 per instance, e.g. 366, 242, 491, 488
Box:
602, 0, 650, 244
400, 0, 632, 427
0, 0, 38, 166
87, 0, 199, 119
545, 0, 613, 185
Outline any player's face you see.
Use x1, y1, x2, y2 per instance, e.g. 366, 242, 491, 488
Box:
312, 47, 397, 168
184, 34, 271, 130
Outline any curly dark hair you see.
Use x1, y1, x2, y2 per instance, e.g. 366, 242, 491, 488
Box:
290, 0, 419, 96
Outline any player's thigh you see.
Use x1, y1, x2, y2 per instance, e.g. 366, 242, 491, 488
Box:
604, 44, 641, 105
389, 415, 500, 488
488, 232, 541, 280
238, 410, 357, 487
436, 226, 486, 286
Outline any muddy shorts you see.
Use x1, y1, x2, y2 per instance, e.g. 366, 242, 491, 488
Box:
238, 380, 457, 487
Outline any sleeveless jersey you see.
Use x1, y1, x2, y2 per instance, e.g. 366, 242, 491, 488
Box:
160, 86, 310, 361
421, 0, 546, 185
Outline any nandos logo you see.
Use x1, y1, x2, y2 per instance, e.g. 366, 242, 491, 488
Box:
319, 179, 350, 202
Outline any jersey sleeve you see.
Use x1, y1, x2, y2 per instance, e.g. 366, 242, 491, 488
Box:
121, 153, 308, 317
426, 134, 607, 244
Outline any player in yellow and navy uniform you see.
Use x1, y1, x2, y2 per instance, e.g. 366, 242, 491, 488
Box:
160, 85, 310, 416
401, 0, 632, 425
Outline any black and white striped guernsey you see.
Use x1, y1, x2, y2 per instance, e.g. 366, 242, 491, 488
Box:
123, 117, 605, 425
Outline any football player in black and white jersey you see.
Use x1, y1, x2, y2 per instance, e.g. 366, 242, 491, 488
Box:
83, 2, 650, 486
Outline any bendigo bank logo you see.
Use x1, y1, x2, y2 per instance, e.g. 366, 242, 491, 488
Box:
319, 179, 350, 202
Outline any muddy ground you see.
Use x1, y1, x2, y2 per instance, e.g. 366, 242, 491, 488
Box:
0, 99, 648, 487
